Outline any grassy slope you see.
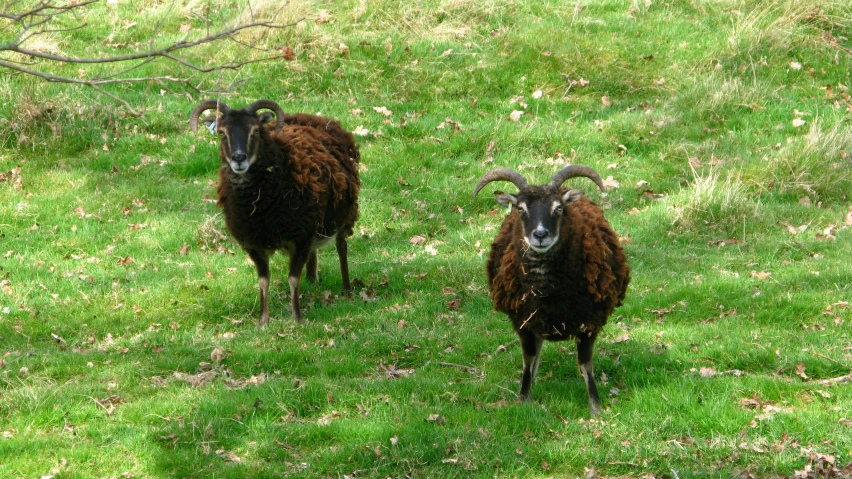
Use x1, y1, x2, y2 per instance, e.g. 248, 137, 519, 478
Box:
1, 0, 851, 477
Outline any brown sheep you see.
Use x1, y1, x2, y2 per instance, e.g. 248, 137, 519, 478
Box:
473, 165, 630, 415
190, 99, 360, 325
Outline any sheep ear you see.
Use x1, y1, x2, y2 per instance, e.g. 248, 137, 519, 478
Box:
257, 112, 276, 125
200, 116, 217, 128
495, 193, 517, 209
562, 189, 584, 204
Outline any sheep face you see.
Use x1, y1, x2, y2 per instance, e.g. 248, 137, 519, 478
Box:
210, 110, 269, 175
495, 186, 584, 254
190, 99, 286, 175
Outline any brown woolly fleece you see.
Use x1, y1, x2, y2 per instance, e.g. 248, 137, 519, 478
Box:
216, 113, 360, 254
486, 196, 630, 340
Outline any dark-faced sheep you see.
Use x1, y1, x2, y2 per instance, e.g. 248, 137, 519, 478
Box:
190, 99, 360, 325
473, 165, 630, 416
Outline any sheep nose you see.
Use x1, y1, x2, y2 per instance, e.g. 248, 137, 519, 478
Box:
532, 228, 549, 240
231, 152, 247, 163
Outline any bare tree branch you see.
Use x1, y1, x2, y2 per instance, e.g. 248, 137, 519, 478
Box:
0, 0, 301, 116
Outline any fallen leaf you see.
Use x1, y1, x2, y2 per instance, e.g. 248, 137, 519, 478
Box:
409, 235, 426, 245
373, 106, 393, 116
780, 222, 808, 235
216, 449, 241, 463
601, 96, 611, 107
509, 110, 524, 122
179, 24, 192, 32
792, 118, 807, 128
210, 347, 224, 363
360, 289, 378, 302
425, 414, 446, 424
739, 396, 761, 408
445, 297, 462, 310
532, 89, 543, 99
796, 362, 808, 380
602, 176, 620, 189
174, 370, 217, 387
750, 270, 772, 280
353, 126, 370, 136
338, 43, 350, 55
699, 366, 717, 377
790, 61, 802, 70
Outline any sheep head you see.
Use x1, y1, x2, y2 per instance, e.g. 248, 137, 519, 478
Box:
190, 99, 286, 175
473, 165, 606, 254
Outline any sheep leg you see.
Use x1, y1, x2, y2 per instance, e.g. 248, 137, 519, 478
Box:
288, 247, 310, 324
577, 333, 602, 416
335, 231, 352, 292
247, 249, 271, 327
306, 250, 318, 282
518, 331, 544, 401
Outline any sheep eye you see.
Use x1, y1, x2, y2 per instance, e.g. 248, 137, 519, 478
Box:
553, 206, 564, 216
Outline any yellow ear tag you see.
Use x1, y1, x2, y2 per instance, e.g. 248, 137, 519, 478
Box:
506, 203, 512, 215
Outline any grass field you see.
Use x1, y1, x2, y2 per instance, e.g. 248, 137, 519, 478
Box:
1, 0, 852, 477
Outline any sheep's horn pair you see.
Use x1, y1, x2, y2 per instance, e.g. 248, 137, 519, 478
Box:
473, 164, 606, 197
248, 99, 286, 133
189, 100, 229, 133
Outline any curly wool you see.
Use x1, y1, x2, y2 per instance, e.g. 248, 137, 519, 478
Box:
486, 195, 630, 340
216, 114, 360, 252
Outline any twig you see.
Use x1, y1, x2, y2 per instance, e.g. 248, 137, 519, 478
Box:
437, 362, 478, 373
0, 0, 303, 113
815, 372, 852, 386
812, 350, 848, 368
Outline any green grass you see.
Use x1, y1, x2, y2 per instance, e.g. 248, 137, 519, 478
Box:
2, 0, 852, 477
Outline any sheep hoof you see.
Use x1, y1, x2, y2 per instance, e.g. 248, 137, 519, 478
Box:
589, 404, 602, 417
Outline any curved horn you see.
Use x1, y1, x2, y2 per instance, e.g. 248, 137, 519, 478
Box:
248, 99, 286, 133
550, 164, 606, 193
472, 168, 529, 198
190, 100, 229, 133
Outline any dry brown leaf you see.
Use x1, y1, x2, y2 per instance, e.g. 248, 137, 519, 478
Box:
353, 126, 369, 136
425, 414, 446, 424
602, 176, 620, 189
509, 110, 524, 122
750, 270, 772, 280
796, 362, 808, 380
210, 347, 224, 363
281, 46, 295, 60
